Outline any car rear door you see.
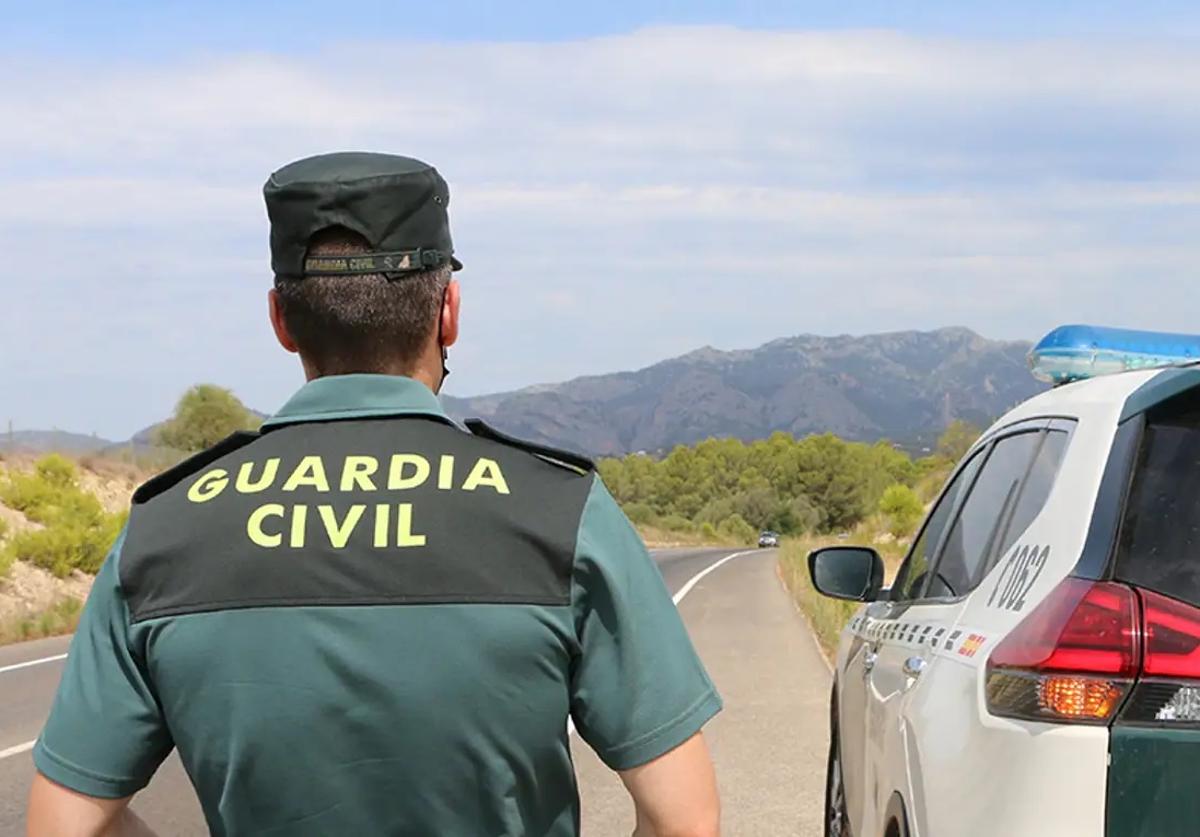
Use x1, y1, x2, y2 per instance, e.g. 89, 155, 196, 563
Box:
863, 423, 1071, 836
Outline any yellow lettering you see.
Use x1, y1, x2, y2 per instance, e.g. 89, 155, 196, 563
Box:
396, 503, 427, 547
282, 456, 331, 492
462, 458, 510, 494
188, 469, 229, 503
290, 504, 308, 548
388, 454, 431, 490
341, 456, 379, 492
373, 503, 391, 548
319, 504, 365, 548
248, 504, 285, 547
437, 455, 455, 490
236, 458, 279, 493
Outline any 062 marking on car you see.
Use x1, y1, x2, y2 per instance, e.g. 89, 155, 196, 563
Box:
987, 544, 1050, 612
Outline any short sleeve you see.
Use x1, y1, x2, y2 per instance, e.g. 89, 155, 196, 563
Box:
33, 529, 173, 798
569, 479, 722, 770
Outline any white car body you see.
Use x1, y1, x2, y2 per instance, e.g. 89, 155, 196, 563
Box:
829, 366, 1190, 837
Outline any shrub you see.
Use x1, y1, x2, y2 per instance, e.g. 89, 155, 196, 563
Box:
658, 514, 695, 533
6, 511, 125, 577
0, 518, 11, 577
878, 484, 924, 537
622, 502, 659, 527
717, 513, 756, 544
0, 455, 125, 578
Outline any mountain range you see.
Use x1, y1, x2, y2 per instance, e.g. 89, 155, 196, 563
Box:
5, 327, 1043, 459
442, 326, 1042, 456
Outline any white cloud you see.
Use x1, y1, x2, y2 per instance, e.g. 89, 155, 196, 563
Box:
3, 27, 1200, 437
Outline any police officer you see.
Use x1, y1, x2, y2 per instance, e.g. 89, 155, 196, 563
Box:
27, 152, 722, 837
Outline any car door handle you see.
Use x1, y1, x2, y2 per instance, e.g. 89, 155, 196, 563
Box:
862, 650, 878, 674
902, 656, 926, 678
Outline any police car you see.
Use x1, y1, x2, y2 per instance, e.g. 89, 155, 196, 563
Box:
809, 325, 1200, 837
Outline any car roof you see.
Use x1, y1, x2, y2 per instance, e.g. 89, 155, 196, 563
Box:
984, 366, 1200, 435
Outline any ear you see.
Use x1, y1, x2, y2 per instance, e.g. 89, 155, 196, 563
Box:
268, 288, 299, 354
440, 279, 461, 348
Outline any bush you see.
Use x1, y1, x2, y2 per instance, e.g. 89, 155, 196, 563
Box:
878, 484, 924, 537
6, 513, 125, 577
622, 502, 659, 527
0, 455, 126, 578
0, 518, 10, 577
157, 384, 261, 452
717, 513, 756, 544
658, 514, 695, 533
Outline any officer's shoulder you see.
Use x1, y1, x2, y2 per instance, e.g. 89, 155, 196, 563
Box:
132, 431, 261, 505
464, 419, 594, 476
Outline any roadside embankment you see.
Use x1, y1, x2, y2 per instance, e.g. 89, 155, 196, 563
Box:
777, 533, 906, 659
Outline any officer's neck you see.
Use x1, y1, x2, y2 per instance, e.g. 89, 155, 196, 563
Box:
300, 355, 443, 395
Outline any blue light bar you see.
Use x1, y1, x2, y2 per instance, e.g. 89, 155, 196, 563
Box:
1030, 325, 1200, 384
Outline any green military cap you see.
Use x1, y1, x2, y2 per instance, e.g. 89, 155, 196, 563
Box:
263, 152, 463, 279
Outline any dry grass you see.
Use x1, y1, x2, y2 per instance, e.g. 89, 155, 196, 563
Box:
0, 598, 83, 646
777, 527, 907, 659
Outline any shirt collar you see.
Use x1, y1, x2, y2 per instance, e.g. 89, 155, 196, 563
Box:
262, 374, 452, 429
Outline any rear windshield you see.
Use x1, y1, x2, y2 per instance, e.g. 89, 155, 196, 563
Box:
1118, 388, 1200, 607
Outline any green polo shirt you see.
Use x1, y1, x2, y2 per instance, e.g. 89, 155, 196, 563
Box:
34, 375, 721, 836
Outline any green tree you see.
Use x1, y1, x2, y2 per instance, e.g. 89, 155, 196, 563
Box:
156, 385, 261, 452
878, 483, 924, 537
937, 420, 982, 463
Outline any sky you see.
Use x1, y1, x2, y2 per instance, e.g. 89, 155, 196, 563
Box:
4, 2, 1200, 439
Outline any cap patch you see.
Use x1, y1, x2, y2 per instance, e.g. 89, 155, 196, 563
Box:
303, 249, 448, 276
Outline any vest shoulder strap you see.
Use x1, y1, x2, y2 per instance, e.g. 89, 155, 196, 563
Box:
132, 431, 261, 505
464, 419, 594, 475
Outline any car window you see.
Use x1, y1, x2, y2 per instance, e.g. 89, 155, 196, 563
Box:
1118, 389, 1200, 607
927, 430, 1067, 598
890, 448, 985, 601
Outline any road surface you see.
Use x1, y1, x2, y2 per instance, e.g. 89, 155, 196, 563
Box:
0, 548, 830, 835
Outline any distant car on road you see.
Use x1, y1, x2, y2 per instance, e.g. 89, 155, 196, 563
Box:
810, 324, 1200, 837
758, 531, 779, 548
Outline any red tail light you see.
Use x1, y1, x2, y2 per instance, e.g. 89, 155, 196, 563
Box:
985, 579, 1140, 724
1139, 588, 1200, 678
1117, 588, 1200, 726
986, 578, 1200, 726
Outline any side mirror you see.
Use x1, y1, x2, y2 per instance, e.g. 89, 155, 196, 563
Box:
807, 546, 885, 602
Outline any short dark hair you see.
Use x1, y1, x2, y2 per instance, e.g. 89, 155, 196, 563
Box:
274, 227, 450, 375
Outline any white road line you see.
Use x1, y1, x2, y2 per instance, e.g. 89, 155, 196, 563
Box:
0, 653, 68, 676
672, 549, 755, 605
0, 740, 35, 761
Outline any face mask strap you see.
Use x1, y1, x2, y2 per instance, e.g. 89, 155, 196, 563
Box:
435, 284, 450, 394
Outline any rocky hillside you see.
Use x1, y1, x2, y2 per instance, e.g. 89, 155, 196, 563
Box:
444, 327, 1041, 456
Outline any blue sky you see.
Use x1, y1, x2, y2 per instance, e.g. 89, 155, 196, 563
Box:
4, 3, 1200, 438
10, 0, 1200, 49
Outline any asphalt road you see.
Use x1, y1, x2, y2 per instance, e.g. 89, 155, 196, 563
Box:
0, 547, 830, 835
